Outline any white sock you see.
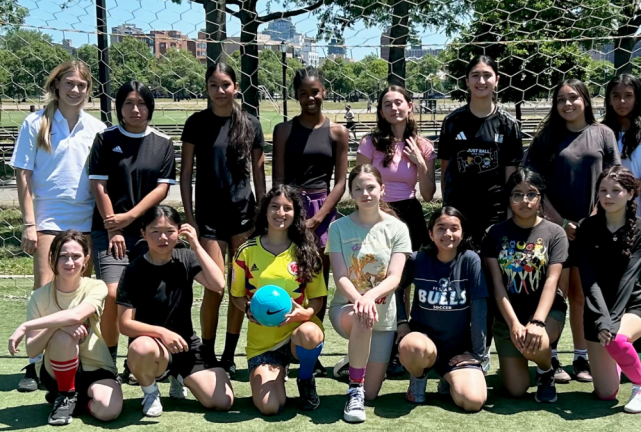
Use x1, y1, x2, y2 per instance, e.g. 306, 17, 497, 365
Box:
28, 354, 43, 364
574, 349, 588, 361
537, 366, 552, 375
141, 382, 158, 394
551, 349, 558, 360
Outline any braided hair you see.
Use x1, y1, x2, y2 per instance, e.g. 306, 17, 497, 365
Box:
596, 166, 640, 257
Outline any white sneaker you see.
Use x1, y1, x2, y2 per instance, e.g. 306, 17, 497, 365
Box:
406, 374, 428, 403
343, 384, 366, 423
624, 384, 641, 413
141, 387, 163, 417
169, 375, 187, 399
334, 355, 350, 379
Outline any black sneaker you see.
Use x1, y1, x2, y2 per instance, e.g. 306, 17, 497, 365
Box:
551, 357, 571, 384
535, 369, 557, 403
18, 363, 39, 392
121, 360, 138, 386
48, 391, 77, 425
313, 358, 327, 378
220, 358, 236, 379
572, 357, 593, 383
386, 354, 405, 377
297, 377, 321, 410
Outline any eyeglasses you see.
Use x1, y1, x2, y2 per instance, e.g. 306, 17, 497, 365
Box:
510, 192, 541, 204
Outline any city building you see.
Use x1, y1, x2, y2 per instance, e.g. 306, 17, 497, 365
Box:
381, 28, 442, 60
110, 23, 146, 46
302, 38, 319, 67
328, 36, 345, 56
58, 39, 76, 56
586, 41, 641, 63
262, 18, 297, 41
147, 30, 195, 58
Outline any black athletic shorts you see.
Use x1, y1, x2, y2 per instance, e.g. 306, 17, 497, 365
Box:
40, 363, 118, 409
150, 339, 216, 380
388, 198, 429, 251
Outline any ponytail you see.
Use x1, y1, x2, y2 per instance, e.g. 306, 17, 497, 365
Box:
36, 60, 92, 153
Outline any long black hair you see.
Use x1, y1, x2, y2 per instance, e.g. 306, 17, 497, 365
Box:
250, 185, 321, 284
504, 167, 546, 214
115, 81, 155, 127
596, 166, 640, 257
140, 205, 182, 230
603, 74, 641, 159
205, 62, 255, 184
535, 78, 596, 149
424, 206, 474, 255
371, 85, 418, 167
465, 55, 499, 103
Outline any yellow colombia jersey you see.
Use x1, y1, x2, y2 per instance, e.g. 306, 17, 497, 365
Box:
231, 237, 327, 360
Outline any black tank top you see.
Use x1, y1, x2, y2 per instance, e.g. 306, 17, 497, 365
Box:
284, 116, 335, 189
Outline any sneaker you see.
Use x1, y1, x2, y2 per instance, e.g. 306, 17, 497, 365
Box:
18, 363, 39, 392
141, 388, 163, 417
45, 391, 57, 405
387, 354, 405, 377
220, 358, 236, 379
572, 357, 593, 383
122, 361, 138, 386
169, 375, 187, 399
535, 369, 557, 403
624, 384, 641, 413
481, 355, 491, 375
284, 364, 290, 382
48, 392, 77, 425
437, 377, 451, 395
406, 374, 428, 404
297, 377, 321, 410
551, 358, 571, 384
343, 384, 366, 423
313, 358, 327, 378
334, 355, 350, 379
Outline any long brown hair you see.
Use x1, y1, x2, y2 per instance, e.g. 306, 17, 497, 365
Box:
38, 60, 92, 153
348, 164, 398, 218
371, 85, 418, 167
49, 230, 90, 310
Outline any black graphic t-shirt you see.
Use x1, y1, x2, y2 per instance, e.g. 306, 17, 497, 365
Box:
438, 106, 523, 240
397, 250, 488, 354
482, 219, 568, 324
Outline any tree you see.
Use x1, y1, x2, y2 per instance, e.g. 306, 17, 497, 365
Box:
444, 0, 615, 120
320, 57, 357, 98
353, 54, 387, 98
0, 29, 71, 98
156, 48, 206, 98
587, 60, 615, 96
76, 44, 100, 96
108, 37, 157, 95
256, 49, 302, 97
406, 54, 445, 95
0, 0, 27, 27
613, 0, 641, 74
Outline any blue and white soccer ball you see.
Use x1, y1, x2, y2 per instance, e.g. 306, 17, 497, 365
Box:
250, 285, 293, 327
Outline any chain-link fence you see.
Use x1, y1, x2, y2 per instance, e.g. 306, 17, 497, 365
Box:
0, 0, 639, 298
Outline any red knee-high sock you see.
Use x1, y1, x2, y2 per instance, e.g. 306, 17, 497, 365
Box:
605, 334, 641, 385
50, 357, 78, 392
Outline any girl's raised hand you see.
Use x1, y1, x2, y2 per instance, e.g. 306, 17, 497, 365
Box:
403, 136, 426, 168
179, 224, 199, 247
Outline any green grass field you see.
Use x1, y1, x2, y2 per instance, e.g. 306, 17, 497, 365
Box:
0, 278, 637, 431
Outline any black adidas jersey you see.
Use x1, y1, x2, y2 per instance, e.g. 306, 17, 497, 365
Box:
89, 125, 176, 237
438, 105, 523, 228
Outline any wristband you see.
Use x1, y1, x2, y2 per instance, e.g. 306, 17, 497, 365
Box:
397, 319, 409, 326
528, 319, 546, 328
23, 223, 35, 227
562, 219, 568, 229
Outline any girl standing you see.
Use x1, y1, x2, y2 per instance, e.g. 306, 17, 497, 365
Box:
326, 164, 412, 423
576, 166, 641, 412
396, 207, 488, 412
117, 206, 233, 417
230, 185, 327, 415
181, 63, 266, 376
8, 231, 122, 425
10, 60, 106, 392
273, 66, 349, 376
482, 168, 568, 403
603, 74, 641, 216
89, 81, 176, 367
525, 78, 620, 382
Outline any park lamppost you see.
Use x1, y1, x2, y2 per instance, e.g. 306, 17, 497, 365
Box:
281, 41, 288, 122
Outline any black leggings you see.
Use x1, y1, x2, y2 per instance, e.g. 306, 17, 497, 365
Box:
388, 198, 429, 251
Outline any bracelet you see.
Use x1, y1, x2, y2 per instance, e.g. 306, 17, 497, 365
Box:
23, 223, 35, 227
529, 319, 546, 328
397, 319, 409, 326
562, 219, 568, 229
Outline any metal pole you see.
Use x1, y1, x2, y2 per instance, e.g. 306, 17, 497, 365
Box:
282, 49, 288, 122
96, 0, 112, 126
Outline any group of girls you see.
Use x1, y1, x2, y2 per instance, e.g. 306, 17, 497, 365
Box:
7, 54, 641, 426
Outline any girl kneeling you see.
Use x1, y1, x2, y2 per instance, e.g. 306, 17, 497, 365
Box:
117, 206, 233, 417
396, 206, 488, 412
231, 185, 327, 415
8, 231, 122, 426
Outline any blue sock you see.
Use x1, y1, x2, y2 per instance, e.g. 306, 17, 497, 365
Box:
295, 342, 324, 380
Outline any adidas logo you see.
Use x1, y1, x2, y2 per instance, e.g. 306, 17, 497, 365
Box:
455, 132, 467, 140
112, 146, 123, 153
250, 264, 259, 272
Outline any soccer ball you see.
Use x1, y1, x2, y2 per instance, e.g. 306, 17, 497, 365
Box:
250, 285, 293, 327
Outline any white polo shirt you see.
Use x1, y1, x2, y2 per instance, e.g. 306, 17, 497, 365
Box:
618, 132, 641, 217
10, 109, 107, 232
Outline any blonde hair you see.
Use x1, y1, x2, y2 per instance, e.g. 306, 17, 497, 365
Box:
37, 60, 92, 153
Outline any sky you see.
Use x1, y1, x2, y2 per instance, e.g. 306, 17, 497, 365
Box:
16, 0, 449, 60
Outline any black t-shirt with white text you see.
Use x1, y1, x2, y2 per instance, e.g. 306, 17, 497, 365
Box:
116, 248, 202, 346
89, 125, 176, 237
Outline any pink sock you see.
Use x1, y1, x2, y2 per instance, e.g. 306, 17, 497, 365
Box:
605, 334, 641, 385
349, 366, 366, 383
